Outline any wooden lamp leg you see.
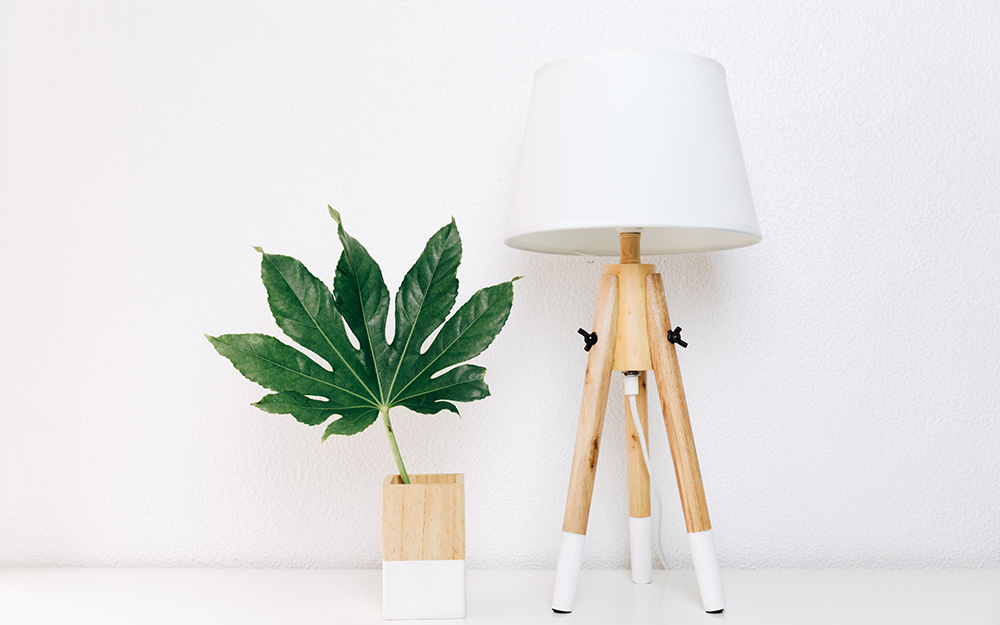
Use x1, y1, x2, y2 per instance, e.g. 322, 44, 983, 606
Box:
625, 371, 652, 584
645, 273, 725, 613
552, 274, 618, 614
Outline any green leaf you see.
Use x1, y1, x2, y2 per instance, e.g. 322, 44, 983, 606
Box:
401, 281, 515, 391
209, 213, 516, 451
259, 252, 374, 402
333, 220, 394, 402
206, 333, 365, 403
322, 407, 380, 439
397, 364, 490, 415
392, 219, 461, 349
254, 391, 352, 426
388, 219, 461, 391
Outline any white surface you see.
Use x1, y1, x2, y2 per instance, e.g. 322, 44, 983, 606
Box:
382, 559, 466, 620
506, 51, 760, 255
1, 569, 998, 624
552, 532, 586, 612
2, 2, 1000, 572
689, 529, 725, 612
629, 516, 652, 585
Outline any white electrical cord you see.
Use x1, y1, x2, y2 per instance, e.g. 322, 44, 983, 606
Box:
625, 377, 669, 571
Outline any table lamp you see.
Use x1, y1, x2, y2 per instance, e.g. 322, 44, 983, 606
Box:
505, 51, 761, 614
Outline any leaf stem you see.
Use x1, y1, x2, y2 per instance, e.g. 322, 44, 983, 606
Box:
381, 409, 410, 484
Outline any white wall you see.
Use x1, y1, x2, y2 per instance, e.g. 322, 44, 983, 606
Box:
1, 1, 998, 570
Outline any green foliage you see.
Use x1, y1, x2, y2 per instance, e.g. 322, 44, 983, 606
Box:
207, 210, 517, 479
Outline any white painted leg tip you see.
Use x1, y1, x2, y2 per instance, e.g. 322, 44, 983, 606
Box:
689, 529, 725, 613
552, 532, 586, 613
629, 516, 652, 585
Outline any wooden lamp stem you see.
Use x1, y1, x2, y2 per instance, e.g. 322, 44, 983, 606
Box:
619, 231, 641, 263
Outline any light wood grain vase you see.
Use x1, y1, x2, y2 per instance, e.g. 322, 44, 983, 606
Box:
382, 474, 466, 620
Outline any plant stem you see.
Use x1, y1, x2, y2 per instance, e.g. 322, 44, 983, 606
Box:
381, 409, 410, 484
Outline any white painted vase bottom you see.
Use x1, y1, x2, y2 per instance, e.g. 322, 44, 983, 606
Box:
382, 559, 466, 620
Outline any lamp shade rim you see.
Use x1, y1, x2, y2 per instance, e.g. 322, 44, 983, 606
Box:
504, 222, 762, 256
535, 50, 726, 79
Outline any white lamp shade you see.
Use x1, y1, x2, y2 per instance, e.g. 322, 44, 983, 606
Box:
506, 51, 761, 256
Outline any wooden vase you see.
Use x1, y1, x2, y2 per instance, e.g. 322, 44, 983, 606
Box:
382, 473, 466, 620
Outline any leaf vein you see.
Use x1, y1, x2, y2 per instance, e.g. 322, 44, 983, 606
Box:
344, 237, 388, 403
388, 291, 506, 404
385, 229, 453, 399
267, 255, 376, 401
231, 340, 372, 403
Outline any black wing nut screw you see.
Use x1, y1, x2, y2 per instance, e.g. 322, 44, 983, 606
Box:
577, 328, 599, 352
667, 326, 688, 348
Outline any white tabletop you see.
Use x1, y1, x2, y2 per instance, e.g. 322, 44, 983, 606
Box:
1, 568, 998, 624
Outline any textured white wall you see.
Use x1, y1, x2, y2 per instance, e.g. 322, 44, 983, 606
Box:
1, 1, 998, 570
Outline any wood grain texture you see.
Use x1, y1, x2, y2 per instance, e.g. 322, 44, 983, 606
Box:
562, 274, 619, 535
625, 371, 650, 518
604, 263, 656, 371
382, 474, 465, 561
619, 232, 641, 264
645, 274, 712, 533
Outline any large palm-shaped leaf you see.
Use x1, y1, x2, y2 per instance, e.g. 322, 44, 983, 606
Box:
208, 210, 517, 480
